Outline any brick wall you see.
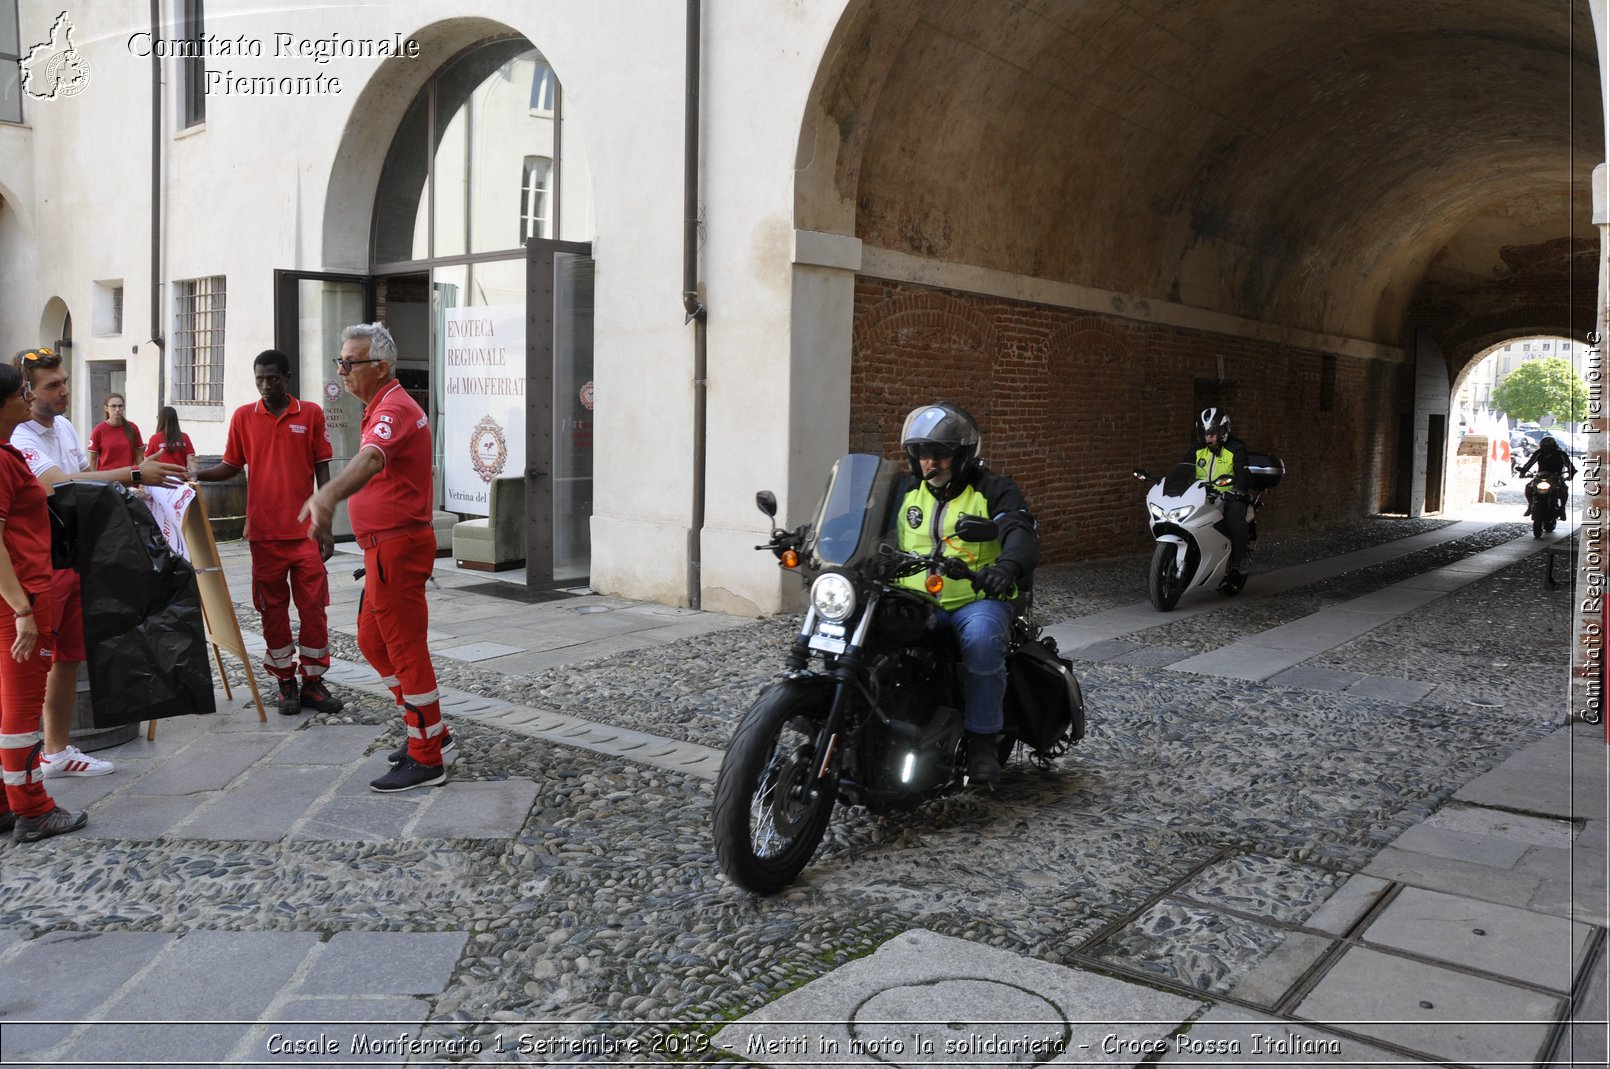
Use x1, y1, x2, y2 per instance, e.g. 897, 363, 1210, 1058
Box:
851, 278, 1411, 564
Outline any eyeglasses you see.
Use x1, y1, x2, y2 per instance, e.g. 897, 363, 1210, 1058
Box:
333, 357, 382, 373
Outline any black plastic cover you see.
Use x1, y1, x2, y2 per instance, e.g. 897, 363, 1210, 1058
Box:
50, 482, 216, 727
1004, 637, 1085, 753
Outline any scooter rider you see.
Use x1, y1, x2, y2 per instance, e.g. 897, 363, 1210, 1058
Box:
896, 402, 1038, 786
1518, 435, 1576, 519
1191, 407, 1251, 588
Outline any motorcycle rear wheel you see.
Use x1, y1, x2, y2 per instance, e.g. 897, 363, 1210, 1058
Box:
713, 684, 835, 894
1148, 544, 1184, 611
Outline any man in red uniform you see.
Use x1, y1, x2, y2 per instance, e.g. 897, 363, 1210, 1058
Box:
196, 350, 342, 716
300, 323, 449, 792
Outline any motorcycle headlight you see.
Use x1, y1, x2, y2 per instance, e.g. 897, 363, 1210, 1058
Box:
1537, 480, 1552, 492
810, 572, 857, 622
1148, 502, 1166, 521
1167, 504, 1195, 522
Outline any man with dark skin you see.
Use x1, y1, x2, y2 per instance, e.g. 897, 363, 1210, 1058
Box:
195, 350, 342, 715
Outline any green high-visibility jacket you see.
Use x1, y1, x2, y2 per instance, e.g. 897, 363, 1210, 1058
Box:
894, 470, 1038, 611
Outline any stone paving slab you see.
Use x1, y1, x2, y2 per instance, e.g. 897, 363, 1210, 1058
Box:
1166, 645, 1308, 681
264, 725, 380, 766
1294, 945, 1561, 1068
1388, 824, 1535, 868
715, 928, 1204, 1066
123, 733, 285, 795
1303, 874, 1392, 936
1346, 675, 1436, 705
69, 792, 202, 840
437, 640, 530, 662
1426, 803, 1578, 848
1111, 644, 1194, 668
293, 794, 421, 842
240, 997, 432, 1064
297, 931, 469, 996
1363, 846, 1544, 909
406, 779, 540, 839
1064, 638, 1148, 661
1224, 930, 1333, 1007
177, 764, 337, 841
1361, 886, 1591, 991
0, 930, 173, 1056
1267, 666, 1364, 692
1156, 1006, 1402, 1065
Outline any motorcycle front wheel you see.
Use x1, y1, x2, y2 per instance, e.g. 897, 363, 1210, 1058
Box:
713, 683, 835, 894
1148, 544, 1184, 611
1534, 512, 1545, 538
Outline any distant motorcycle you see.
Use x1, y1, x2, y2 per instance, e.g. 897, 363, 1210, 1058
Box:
1132, 454, 1284, 611
1525, 473, 1565, 538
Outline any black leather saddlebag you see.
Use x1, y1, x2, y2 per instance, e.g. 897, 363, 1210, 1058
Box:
1004, 637, 1085, 754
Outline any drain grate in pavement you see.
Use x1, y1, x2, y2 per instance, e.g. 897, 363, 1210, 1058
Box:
452, 581, 580, 603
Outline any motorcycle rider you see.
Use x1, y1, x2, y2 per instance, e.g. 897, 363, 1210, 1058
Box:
1518, 435, 1576, 520
896, 403, 1038, 786
1190, 407, 1251, 589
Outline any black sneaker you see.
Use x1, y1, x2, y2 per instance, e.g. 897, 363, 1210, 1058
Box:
966, 732, 1001, 787
370, 757, 447, 793
300, 677, 343, 714
14, 806, 87, 842
276, 677, 301, 716
387, 732, 454, 766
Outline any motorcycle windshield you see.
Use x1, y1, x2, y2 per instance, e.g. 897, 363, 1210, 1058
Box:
810, 453, 904, 568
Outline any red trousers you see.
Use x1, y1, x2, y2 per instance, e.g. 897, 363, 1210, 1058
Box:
0, 594, 56, 819
251, 538, 331, 681
357, 528, 445, 764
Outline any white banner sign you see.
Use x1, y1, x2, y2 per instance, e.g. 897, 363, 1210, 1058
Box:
443, 303, 527, 516
146, 483, 198, 561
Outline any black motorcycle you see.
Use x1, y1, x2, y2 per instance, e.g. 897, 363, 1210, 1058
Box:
1526, 473, 1565, 538
712, 453, 1085, 894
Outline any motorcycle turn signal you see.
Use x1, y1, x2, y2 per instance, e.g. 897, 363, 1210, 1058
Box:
925, 573, 945, 595
780, 549, 800, 569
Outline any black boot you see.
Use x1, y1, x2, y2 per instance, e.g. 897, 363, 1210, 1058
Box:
966, 732, 1001, 786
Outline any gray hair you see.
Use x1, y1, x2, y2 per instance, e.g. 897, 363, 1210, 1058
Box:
341, 322, 398, 364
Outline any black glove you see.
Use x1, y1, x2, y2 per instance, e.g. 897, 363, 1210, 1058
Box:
974, 562, 1020, 598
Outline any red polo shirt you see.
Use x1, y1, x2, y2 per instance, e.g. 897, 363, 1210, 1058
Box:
221, 396, 333, 541
89, 421, 143, 469
348, 380, 434, 537
0, 444, 53, 593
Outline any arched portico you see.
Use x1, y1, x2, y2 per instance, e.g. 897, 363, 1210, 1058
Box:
784, 0, 1601, 556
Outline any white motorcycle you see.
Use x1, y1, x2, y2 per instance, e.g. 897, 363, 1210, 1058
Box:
1132, 455, 1283, 611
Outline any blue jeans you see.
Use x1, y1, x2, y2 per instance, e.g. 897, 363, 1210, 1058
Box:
932, 598, 1013, 735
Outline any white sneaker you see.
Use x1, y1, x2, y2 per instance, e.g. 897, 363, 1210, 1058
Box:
41, 745, 115, 778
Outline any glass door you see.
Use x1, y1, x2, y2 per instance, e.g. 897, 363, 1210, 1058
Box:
525, 239, 593, 588
274, 271, 374, 536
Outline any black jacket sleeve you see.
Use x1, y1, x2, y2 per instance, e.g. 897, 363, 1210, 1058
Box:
972, 469, 1039, 576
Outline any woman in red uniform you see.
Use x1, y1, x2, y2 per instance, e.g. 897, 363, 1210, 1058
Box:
144, 406, 197, 475
0, 362, 86, 841
88, 392, 144, 471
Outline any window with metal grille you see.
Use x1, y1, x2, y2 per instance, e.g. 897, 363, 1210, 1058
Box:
172, 276, 225, 404
1, 0, 21, 124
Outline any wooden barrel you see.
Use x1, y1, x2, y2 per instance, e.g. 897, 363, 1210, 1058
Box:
70, 662, 137, 751
194, 455, 247, 541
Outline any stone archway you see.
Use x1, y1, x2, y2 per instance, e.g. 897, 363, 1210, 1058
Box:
797, 0, 1602, 555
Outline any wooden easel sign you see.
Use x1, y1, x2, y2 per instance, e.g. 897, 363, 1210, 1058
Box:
145, 487, 267, 736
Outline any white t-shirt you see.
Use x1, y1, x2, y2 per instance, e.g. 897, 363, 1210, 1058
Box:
11, 415, 89, 478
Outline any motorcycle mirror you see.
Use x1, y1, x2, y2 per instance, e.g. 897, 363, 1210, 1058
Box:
755, 491, 778, 518
1132, 468, 1151, 481
953, 515, 1000, 543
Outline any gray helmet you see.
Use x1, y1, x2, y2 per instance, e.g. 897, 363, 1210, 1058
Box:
900, 402, 982, 485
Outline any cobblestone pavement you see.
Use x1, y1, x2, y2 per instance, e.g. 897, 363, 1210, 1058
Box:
0, 494, 1603, 1068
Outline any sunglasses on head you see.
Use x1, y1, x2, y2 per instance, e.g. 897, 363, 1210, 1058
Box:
18, 348, 54, 364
